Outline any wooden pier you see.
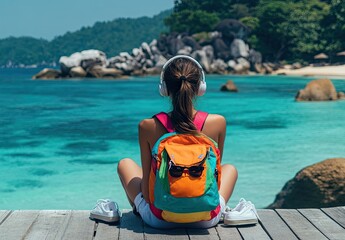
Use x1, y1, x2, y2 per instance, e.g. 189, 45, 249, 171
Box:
0, 207, 344, 239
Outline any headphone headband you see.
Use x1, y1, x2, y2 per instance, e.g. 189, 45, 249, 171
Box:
159, 55, 206, 96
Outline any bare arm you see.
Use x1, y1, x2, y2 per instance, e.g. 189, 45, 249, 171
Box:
202, 114, 226, 161
138, 119, 153, 202
217, 115, 226, 161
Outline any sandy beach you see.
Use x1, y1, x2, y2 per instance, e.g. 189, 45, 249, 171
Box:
274, 64, 345, 78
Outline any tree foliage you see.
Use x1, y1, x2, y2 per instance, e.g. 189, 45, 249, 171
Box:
165, 10, 219, 33
165, 0, 345, 62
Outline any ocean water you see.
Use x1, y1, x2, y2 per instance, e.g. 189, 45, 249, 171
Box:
0, 68, 344, 210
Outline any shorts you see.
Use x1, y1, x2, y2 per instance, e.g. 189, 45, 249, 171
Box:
134, 193, 226, 229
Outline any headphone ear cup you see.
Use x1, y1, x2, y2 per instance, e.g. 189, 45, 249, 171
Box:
159, 81, 168, 96
198, 81, 207, 96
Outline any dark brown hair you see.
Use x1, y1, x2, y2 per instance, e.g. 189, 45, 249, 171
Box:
163, 57, 202, 134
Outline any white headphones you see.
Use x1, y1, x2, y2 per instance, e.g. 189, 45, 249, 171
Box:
159, 55, 207, 97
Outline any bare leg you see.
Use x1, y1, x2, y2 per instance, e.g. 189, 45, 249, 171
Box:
117, 158, 142, 206
219, 164, 238, 203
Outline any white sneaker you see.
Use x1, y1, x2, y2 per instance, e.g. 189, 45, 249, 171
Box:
90, 199, 121, 223
224, 199, 260, 226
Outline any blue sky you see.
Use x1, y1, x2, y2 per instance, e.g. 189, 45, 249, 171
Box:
0, 0, 173, 40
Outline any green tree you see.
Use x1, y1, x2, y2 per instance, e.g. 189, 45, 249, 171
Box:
164, 10, 219, 33
0, 37, 52, 65
254, 0, 329, 62
164, 0, 258, 33
287, 0, 329, 61
321, 0, 345, 57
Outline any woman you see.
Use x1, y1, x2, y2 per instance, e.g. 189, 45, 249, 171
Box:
118, 55, 237, 228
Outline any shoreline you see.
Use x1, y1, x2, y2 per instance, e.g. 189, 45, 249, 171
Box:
273, 64, 345, 78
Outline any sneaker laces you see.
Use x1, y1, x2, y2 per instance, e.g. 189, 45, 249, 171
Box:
95, 199, 110, 205
94, 199, 119, 212
225, 199, 261, 222
246, 201, 261, 222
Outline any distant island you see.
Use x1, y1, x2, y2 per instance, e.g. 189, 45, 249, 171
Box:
0, 10, 170, 68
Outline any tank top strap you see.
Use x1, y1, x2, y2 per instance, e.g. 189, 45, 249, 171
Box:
154, 112, 174, 133
193, 111, 209, 131
154, 111, 208, 133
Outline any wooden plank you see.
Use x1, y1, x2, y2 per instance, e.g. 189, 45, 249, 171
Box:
187, 227, 220, 240
237, 223, 270, 240
216, 224, 242, 240
144, 226, 188, 240
322, 206, 345, 229
0, 210, 39, 240
0, 210, 12, 225
61, 210, 95, 240
24, 210, 71, 240
299, 208, 345, 240
276, 209, 327, 240
257, 209, 297, 240
119, 210, 144, 240
94, 222, 120, 240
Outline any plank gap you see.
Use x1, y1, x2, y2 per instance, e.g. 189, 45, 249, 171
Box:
271, 209, 299, 240
276, 209, 327, 240
296, 209, 332, 240
21, 211, 40, 239
299, 208, 345, 239
321, 207, 345, 229
0, 210, 12, 226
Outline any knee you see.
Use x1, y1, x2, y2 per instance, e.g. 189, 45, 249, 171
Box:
117, 158, 135, 175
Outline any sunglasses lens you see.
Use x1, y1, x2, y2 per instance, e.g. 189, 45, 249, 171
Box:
188, 166, 204, 177
169, 166, 183, 177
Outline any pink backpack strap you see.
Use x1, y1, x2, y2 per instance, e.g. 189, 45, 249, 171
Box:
193, 111, 208, 131
154, 112, 174, 133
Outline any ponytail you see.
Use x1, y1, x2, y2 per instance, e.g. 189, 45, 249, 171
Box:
171, 79, 197, 134
163, 58, 202, 134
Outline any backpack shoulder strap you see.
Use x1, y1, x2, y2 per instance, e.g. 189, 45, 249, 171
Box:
154, 112, 174, 133
193, 111, 208, 131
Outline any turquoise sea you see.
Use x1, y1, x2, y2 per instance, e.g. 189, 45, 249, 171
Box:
1, 68, 345, 210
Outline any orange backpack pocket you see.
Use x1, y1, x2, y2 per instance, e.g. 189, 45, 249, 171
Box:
165, 144, 208, 198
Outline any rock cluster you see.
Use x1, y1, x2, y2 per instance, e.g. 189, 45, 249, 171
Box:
33, 19, 272, 80
295, 79, 345, 101
268, 158, 345, 208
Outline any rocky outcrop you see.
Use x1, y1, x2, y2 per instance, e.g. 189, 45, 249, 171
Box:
268, 158, 345, 208
32, 68, 61, 79
69, 66, 87, 78
33, 18, 265, 79
59, 50, 106, 76
87, 66, 123, 78
295, 79, 340, 101
215, 19, 250, 41
220, 80, 238, 92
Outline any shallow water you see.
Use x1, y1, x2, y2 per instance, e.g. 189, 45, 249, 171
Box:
1, 68, 345, 209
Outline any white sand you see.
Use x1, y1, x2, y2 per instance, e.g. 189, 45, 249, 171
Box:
274, 65, 345, 78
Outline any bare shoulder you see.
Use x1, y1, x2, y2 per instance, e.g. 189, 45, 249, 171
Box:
138, 118, 156, 132
139, 117, 166, 146
202, 113, 226, 142
206, 113, 226, 125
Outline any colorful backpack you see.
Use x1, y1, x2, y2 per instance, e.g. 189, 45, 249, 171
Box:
148, 111, 222, 223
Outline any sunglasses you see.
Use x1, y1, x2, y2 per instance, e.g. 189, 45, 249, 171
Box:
168, 160, 205, 178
